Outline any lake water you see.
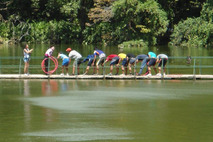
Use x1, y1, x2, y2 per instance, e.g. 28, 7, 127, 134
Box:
1, 43, 213, 57
0, 44, 213, 141
0, 79, 213, 142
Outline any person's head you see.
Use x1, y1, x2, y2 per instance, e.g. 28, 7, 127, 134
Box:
51, 46, 55, 50
25, 44, 29, 49
66, 48, 72, 52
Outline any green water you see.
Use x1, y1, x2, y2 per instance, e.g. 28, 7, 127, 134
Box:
0, 79, 213, 142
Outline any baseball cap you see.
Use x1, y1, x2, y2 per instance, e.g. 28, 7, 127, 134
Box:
66, 48, 71, 52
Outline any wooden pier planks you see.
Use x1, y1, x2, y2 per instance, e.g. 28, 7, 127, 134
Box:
0, 74, 213, 80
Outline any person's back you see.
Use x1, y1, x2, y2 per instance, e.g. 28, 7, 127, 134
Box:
94, 49, 104, 56
127, 53, 135, 59
105, 54, 118, 62
148, 52, 156, 58
157, 54, 168, 59
68, 50, 82, 59
118, 53, 127, 60
136, 54, 148, 60
59, 53, 69, 60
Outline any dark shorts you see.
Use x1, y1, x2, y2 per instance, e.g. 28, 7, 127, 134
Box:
87, 59, 96, 66
77, 58, 83, 65
110, 57, 119, 66
129, 58, 136, 64
158, 59, 167, 67
122, 58, 128, 66
97, 57, 105, 66
148, 58, 156, 66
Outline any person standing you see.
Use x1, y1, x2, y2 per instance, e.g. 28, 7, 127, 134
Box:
44, 46, 55, 74
57, 52, 69, 76
92, 48, 106, 75
156, 54, 168, 76
147, 51, 157, 76
23, 44, 33, 76
66, 48, 82, 75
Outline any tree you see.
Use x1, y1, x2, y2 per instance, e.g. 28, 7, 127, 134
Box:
170, 2, 213, 47
88, 0, 115, 23
111, 0, 169, 45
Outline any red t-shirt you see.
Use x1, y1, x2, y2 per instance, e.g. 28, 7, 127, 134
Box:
106, 54, 118, 61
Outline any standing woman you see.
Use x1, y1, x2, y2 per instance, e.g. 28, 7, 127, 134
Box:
23, 44, 33, 75
44, 46, 55, 74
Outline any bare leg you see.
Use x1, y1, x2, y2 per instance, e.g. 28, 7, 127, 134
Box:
125, 66, 127, 75
84, 66, 90, 74
109, 65, 113, 74
116, 65, 119, 74
24, 62, 29, 74
158, 67, 161, 74
65, 66, 68, 74
148, 66, 151, 74
72, 66, 75, 75
61, 66, 64, 74
153, 66, 157, 74
129, 64, 132, 74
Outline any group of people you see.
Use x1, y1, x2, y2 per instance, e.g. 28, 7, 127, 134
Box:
23, 45, 168, 76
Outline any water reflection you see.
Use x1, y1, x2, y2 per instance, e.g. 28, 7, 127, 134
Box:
41, 80, 58, 96
1, 80, 213, 142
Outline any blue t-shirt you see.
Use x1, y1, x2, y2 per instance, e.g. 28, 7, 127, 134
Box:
82, 55, 94, 63
94, 50, 104, 56
59, 54, 69, 60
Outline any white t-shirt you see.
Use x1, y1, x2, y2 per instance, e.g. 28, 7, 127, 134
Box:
45, 48, 53, 57
157, 54, 168, 59
68, 50, 82, 60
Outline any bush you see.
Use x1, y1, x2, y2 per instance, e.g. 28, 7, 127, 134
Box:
25, 20, 81, 43
118, 40, 148, 48
170, 2, 213, 48
0, 22, 9, 40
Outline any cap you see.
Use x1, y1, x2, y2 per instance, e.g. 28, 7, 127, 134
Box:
66, 48, 71, 52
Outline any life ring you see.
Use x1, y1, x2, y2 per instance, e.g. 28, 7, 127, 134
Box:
41, 56, 58, 74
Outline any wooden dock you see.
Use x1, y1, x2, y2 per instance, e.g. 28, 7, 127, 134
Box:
0, 74, 213, 80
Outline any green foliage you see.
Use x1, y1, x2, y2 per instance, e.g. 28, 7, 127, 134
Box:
83, 22, 112, 45
0, 22, 9, 40
88, 0, 114, 23
170, 2, 213, 48
200, 2, 213, 22
170, 17, 213, 47
112, 0, 169, 45
27, 20, 81, 43
0, 0, 212, 48
118, 39, 148, 48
